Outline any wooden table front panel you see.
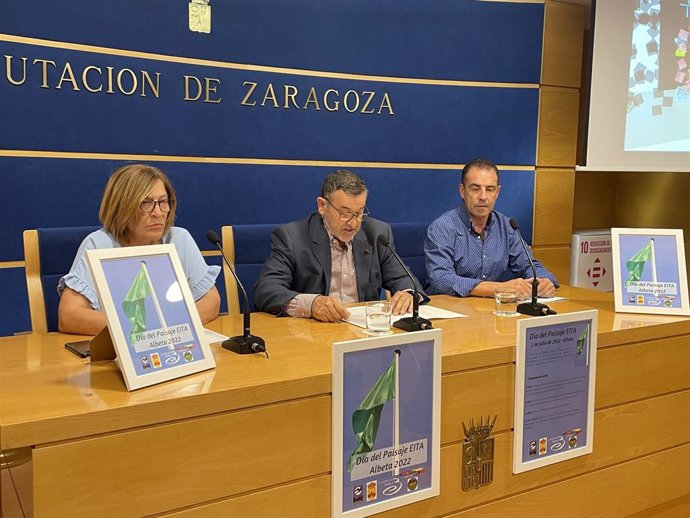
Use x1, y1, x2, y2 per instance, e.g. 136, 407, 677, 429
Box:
32, 397, 330, 517
2, 289, 689, 517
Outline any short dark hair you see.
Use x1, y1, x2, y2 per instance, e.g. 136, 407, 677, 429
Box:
461, 158, 500, 185
321, 169, 368, 198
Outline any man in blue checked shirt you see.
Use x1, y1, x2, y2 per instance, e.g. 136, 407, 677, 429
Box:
424, 158, 558, 299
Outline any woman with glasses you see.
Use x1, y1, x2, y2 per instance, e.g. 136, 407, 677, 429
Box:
57, 164, 220, 335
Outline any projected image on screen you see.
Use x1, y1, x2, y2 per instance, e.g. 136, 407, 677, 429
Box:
625, 0, 690, 152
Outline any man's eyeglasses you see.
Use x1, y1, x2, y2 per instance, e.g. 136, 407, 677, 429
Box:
139, 199, 172, 214
324, 197, 369, 222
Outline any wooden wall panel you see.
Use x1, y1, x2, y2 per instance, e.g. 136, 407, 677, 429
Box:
167, 477, 331, 518
536, 0, 585, 275
626, 494, 690, 518
572, 171, 617, 231
609, 171, 690, 283
542, 0, 586, 88
531, 245, 570, 285
537, 86, 580, 167
441, 364, 514, 443
164, 391, 690, 518
446, 444, 690, 517
441, 334, 690, 447
591, 391, 690, 468
614, 172, 690, 236
376, 391, 690, 518
574, 171, 690, 252
596, 335, 690, 409
33, 397, 331, 518
533, 168, 575, 245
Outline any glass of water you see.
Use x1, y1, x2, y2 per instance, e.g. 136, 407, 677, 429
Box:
493, 288, 519, 317
363, 301, 393, 336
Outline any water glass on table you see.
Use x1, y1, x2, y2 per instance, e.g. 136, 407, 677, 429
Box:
493, 288, 519, 317
364, 301, 393, 336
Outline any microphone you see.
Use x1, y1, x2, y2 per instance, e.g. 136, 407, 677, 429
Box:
376, 234, 432, 332
508, 219, 556, 317
206, 230, 268, 357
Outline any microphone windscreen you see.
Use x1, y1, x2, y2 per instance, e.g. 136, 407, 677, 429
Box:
377, 234, 390, 247
206, 229, 221, 245
509, 218, 519, 231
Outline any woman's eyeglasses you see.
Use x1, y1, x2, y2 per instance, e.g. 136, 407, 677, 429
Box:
139, 199, 171, 214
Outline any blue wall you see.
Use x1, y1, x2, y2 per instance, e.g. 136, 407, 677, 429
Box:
0, 0, 544, 336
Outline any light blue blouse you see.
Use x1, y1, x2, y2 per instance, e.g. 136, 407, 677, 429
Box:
58, 227, 220, 310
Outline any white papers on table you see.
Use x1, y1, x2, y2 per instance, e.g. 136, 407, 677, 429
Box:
344, 305, 467, 329
537, 296, 566, 303
204, 328, 229, 344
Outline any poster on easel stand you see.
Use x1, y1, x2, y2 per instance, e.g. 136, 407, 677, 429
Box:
87, 244, 215, 391
332, 330, 441, 518
611, 228, 689, 315
513, 310, 598, 474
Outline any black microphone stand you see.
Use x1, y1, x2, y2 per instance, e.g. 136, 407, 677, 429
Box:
508, 219, 556, 317
206, 231, 268, 357
517, 279, 555, 317
377, 235, 432, 332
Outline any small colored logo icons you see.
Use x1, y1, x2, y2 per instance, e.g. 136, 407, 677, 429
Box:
366, 481, 377, 501
352, 484, 363, 504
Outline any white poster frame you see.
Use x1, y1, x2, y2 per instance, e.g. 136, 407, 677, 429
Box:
86, 244, 215, 391
611, 228, 689, 315
332, 329, 441, 518
513, 310, 598, 474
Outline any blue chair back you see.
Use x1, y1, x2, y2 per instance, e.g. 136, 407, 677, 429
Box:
24, 226, 99, 333
221, 224, 275, 313
390, 222, 429, 289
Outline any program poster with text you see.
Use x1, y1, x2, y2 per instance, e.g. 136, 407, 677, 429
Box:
513, 310, 598, 473
332, 330, 441, 518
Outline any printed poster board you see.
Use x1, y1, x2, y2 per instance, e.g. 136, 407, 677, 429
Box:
87, 244, 215, 391
332, 329, 441, 518
513, 310, 598, 473
611, 228, 689, 315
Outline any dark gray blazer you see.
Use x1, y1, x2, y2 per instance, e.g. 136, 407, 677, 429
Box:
253, 213, 427, 315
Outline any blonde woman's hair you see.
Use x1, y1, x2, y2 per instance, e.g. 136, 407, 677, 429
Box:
99, 164, 176, 244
